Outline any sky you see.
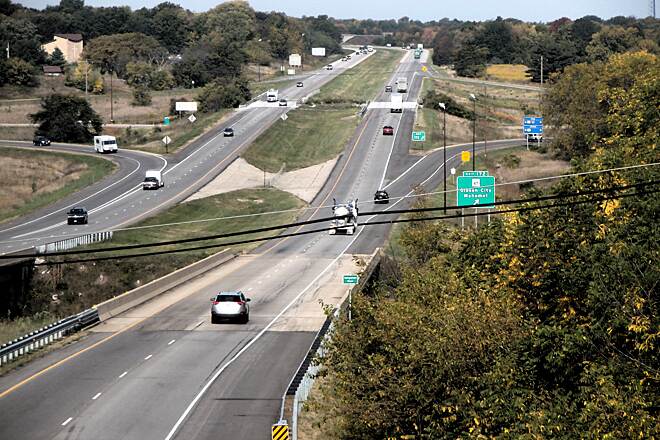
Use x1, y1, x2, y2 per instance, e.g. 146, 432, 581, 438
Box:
19, 0, 654, 22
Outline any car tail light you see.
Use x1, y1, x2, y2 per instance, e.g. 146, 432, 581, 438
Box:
236, 301, 245, 305
212, 301, 219, 305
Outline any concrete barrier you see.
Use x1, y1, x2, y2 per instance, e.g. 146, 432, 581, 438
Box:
94, 249, 237, 321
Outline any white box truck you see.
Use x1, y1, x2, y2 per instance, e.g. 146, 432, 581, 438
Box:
266, 89, 278, 102
396, 77, 408, 93
94, 135, 118, 153
390, 94, 403, 113
142, 170, 163, 190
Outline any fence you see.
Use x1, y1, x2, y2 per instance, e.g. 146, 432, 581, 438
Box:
281, 251, 382, 440
0, 309, 98, 367
36, 231, 113, 254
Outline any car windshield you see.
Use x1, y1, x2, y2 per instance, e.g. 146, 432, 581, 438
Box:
70, 209, 85, 214
216, 295, 241, 302
103, 140, 116, 145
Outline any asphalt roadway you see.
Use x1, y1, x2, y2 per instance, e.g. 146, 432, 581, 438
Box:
0, 48, 375, 256
0, 48, 524, 440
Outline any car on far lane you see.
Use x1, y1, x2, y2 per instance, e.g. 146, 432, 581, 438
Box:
325, 64, 333, 70
296, 81, 304, 87
211, 291, 251, 324
374, 190, 390, 204
33, 135, 51, 146
279, 98, 288, 107
66, 207, 88, 225
385, 85, 392, 93
223, 127, 234, 137
382, 125, 394, 136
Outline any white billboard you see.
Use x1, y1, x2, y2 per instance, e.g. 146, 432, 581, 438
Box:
289, 53, 301, 67
175, 101, 198, 112
311, 47, 326, 57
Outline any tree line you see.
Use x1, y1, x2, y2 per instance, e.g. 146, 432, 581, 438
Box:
336, 15, 660, 80
311, 50, 659, 438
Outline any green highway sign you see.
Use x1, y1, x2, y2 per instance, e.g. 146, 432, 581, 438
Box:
412, 131, 426, 142
343, 274, 359, 284
462, 170, 489, 177
457, 174, 495, 207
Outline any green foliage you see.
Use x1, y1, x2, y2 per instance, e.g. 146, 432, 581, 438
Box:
4, 58, 39, 87
315, 50, 659, 439
422, 89, 473, 120
453, 39, 489, 77
543, 51, 658, 160
131, 85, 151, 106
0, 16, 45, 65
48, 48, 66, 67
196, 78, 251, 113
30, 94, 103, 142
65, 61, 105, 94
526, 33, 580, 82
586, 27, 641, 62
83, 33, 167, 78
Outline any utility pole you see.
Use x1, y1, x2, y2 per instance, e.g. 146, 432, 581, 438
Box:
6, 42, 9, 59
439, 102, 447, 213
540, 56, 544, 86
470, 94, 477, 171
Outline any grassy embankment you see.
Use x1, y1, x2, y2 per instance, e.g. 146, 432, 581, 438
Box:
0, 75, 229, 154
312, 49, 402, 104
0, 147, 115, 223
411, 76, 541, 150
485, 64, 531, 83
243, 49, 404, 173
1, 188, 306, 345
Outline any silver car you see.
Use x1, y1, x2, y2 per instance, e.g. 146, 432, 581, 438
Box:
210, 291, 250, 324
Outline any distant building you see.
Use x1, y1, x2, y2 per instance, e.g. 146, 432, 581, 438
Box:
42, 34, 84, 64
43, 65, 63, 76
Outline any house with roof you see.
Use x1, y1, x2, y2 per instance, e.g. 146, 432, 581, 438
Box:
42, 34, 84, 64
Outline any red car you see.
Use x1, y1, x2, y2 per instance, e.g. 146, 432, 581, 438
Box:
382, 125, 394, 135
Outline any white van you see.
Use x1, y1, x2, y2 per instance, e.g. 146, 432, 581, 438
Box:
142, 170, 164, 190
94, 135, 118, 153
266, 89, 278, 102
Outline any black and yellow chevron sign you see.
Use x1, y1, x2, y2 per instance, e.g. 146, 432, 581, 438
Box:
272, 423, 289, 440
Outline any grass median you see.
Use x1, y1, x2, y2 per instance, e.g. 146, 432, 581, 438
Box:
242, 106, 359, 173
0, 147, 116, 224
313, 49, 403, 104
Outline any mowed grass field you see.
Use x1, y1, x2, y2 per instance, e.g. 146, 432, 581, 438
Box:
108, 187, 306, 253
486, 64, 531, 83
411, 77, 539, 149
242, 106, 359, 172
313, 49, 403, 103
0, 147, 115, 223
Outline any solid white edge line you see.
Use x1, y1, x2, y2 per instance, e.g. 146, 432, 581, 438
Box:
61, 417, 73, 426
119, 371, 128, 379
92, 392, 102, 400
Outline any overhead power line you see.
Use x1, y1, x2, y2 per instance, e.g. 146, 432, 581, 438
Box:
1, 161, 657, 247
21, 184, 660, 266
4, 179, 657, 260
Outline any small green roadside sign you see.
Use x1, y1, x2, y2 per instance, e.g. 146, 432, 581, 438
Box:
412, 131, 426, 142
457, 172, 495, 207
343, 274, 359, 284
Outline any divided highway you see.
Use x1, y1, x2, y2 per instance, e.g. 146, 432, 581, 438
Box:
0, 49, 522, 440
0, 49, 374, 255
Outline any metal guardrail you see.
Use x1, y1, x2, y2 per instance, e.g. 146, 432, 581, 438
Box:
0, 308, 99, 367
36, 231, 113, 254
281, 251, 382, 439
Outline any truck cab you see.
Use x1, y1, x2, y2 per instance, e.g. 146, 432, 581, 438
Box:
142, 170, 164, 190
396, 77, 408, 93
330, 199, 358, 235
266, 89, 278, 102
93, 135, 118, 154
